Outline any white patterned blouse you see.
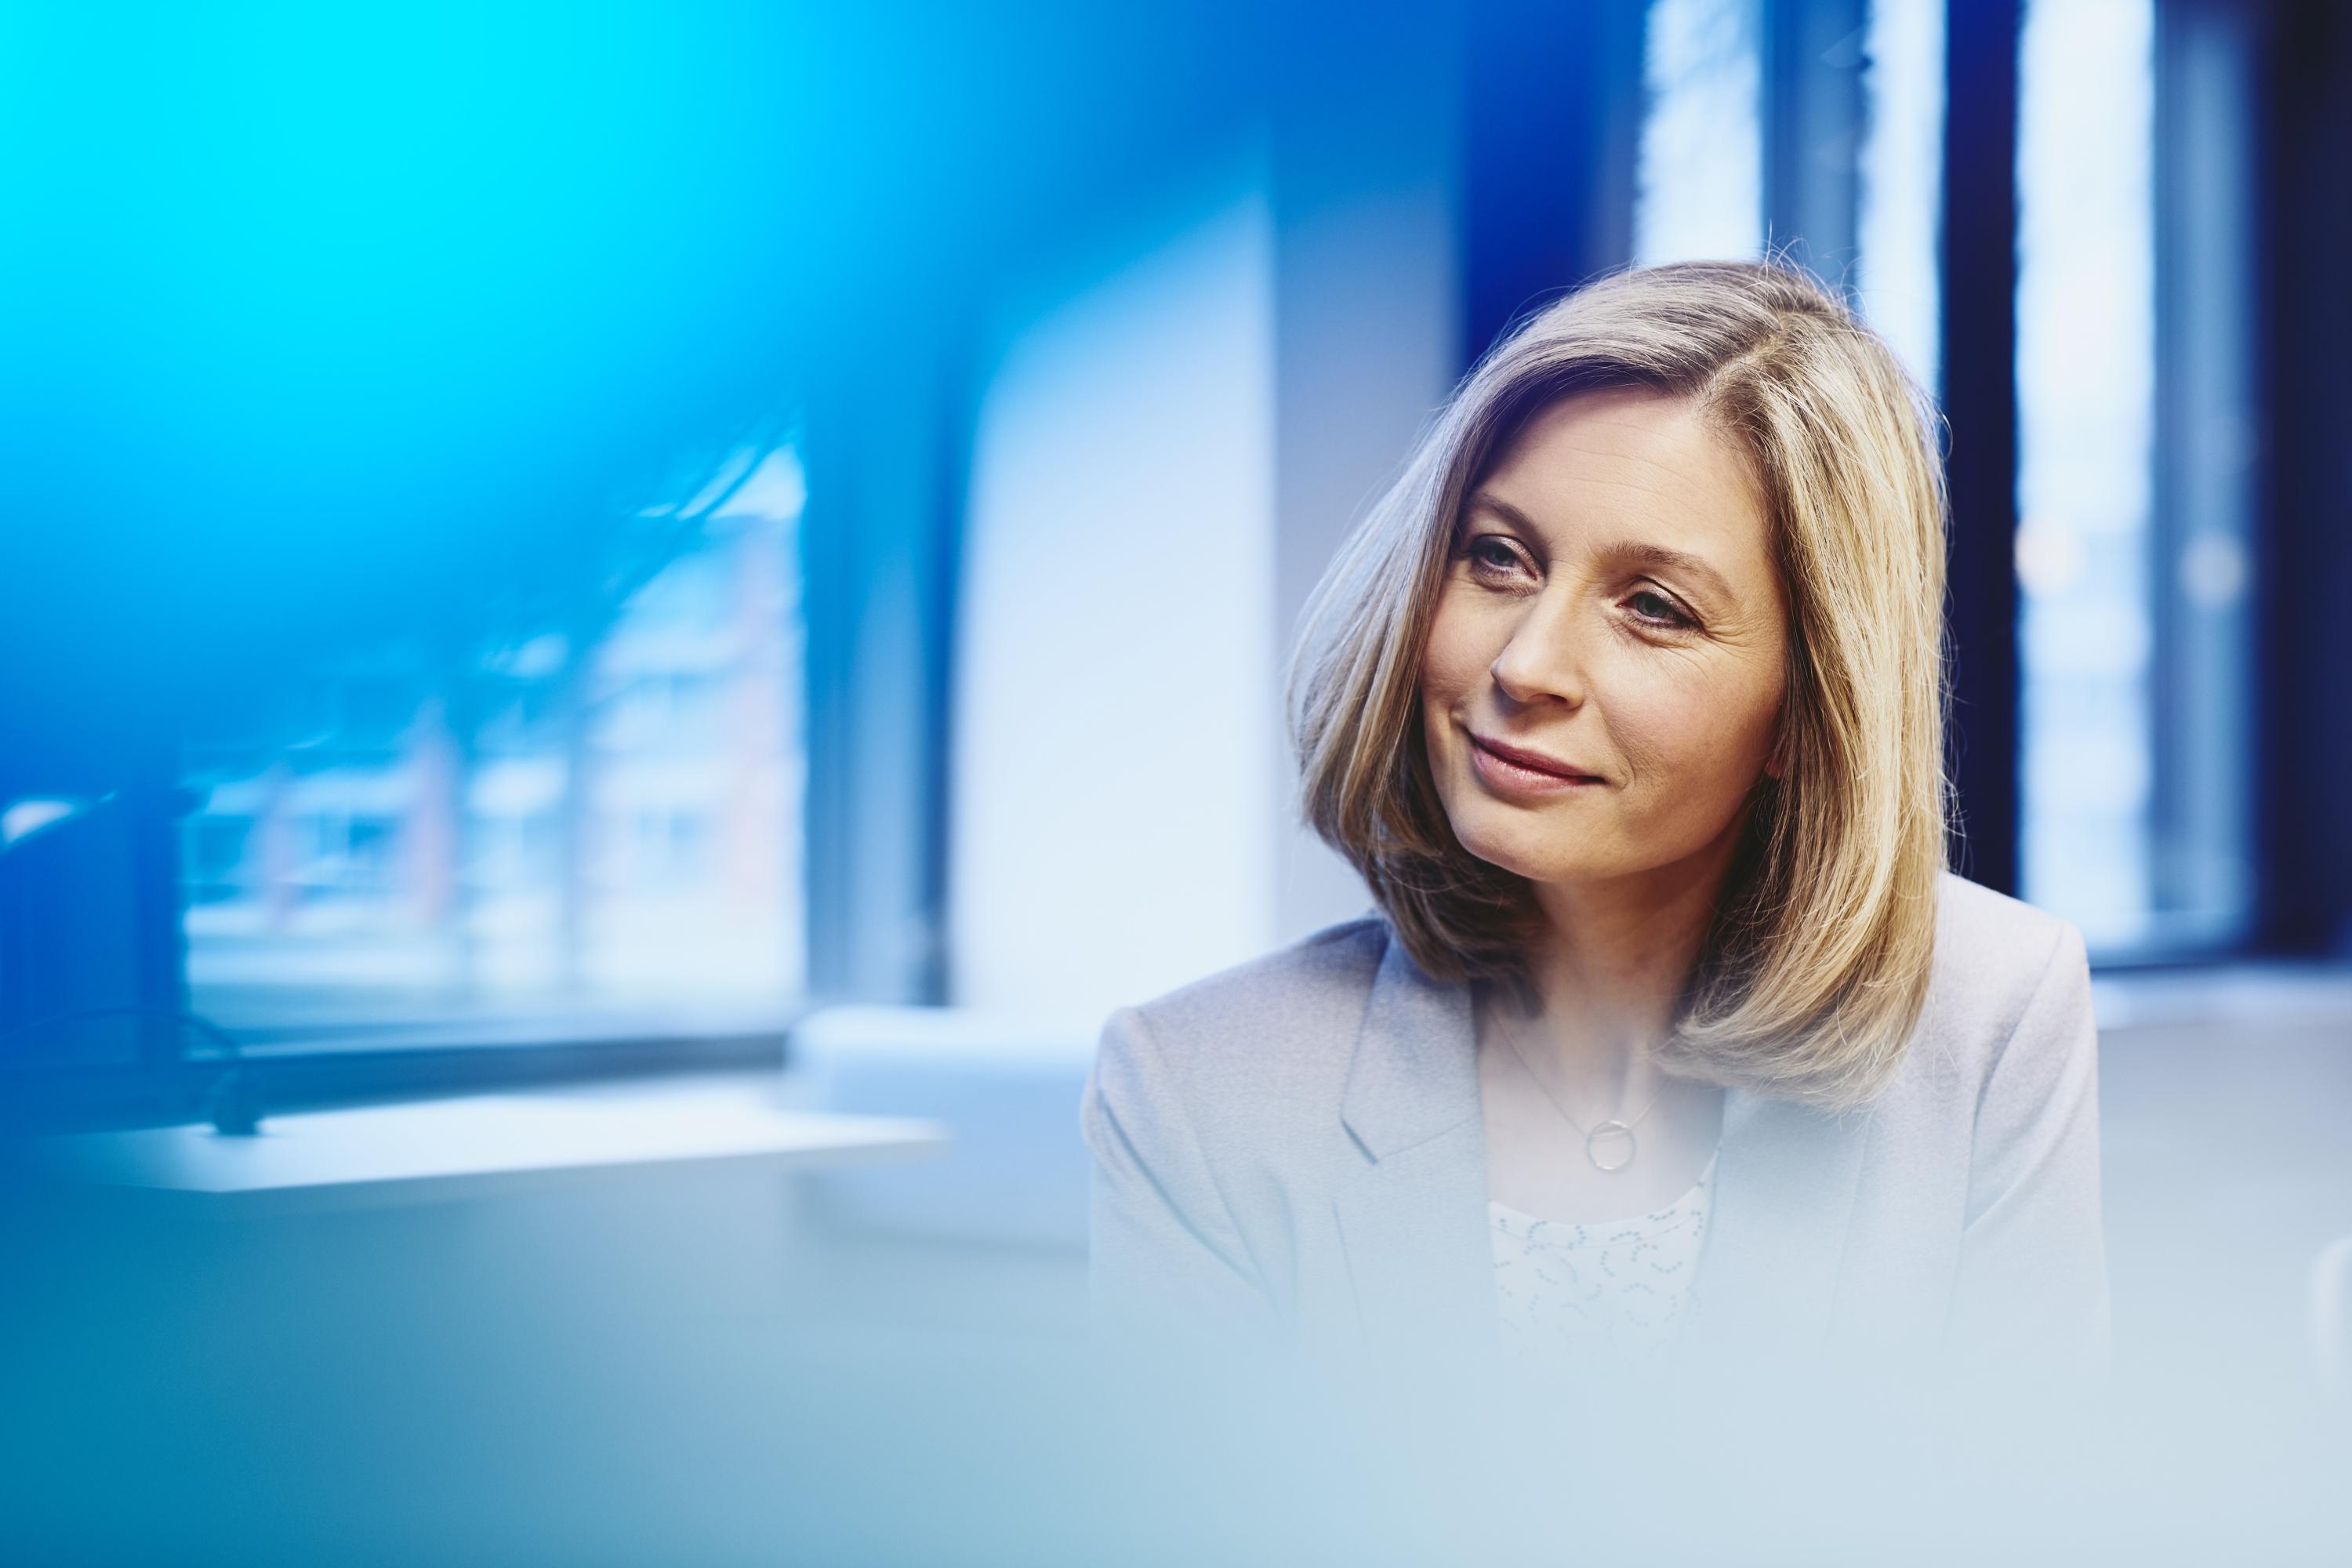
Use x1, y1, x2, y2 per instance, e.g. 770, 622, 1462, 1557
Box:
1487, 1147, 1719, 1367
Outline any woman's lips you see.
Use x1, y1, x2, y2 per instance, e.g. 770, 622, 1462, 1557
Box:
1468, 734, 1606, 798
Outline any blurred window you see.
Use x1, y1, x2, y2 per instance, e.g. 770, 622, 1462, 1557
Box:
1637, 0, 1944, 374
1855, 0, 1944, 391
1636, 0, 1766, 266
2016, 0, 2255, 955
177, 446, 808, 1036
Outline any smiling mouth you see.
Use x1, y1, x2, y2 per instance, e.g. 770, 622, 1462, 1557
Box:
1468, 733, 1602, 782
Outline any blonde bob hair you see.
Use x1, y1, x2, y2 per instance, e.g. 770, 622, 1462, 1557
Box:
1285, 258, 1952, 1112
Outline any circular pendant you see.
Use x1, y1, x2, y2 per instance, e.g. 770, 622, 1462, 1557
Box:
1585, 1121, 1637, 1172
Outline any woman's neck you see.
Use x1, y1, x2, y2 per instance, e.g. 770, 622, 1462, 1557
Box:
1507, 835, 1740, 1094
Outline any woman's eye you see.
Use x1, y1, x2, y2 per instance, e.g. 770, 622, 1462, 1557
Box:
1627, 589, 1693, 629
1466, 539, 1523, 574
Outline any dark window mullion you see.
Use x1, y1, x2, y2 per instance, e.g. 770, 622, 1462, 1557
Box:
1938, 0, 2024, 896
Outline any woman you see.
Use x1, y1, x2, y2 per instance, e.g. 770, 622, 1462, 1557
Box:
1079, 259, 2108, 1392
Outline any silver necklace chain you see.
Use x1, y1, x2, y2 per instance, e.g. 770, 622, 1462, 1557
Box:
1492, 1004, 1665, 1174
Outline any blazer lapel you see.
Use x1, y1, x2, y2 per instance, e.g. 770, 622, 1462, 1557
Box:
1330, 935, 1497, 1371
1328, 920, 1877, 1375
1673, 1086, 1876, 1370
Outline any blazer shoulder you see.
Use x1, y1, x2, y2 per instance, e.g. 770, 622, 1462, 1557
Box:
1918, 869, 2088, 1078
1127, 911, 1386, 1035
1104, 912, 1389, 1090
1933, 869, 2076, 979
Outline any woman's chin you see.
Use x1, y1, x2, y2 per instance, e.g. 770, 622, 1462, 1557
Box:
1455, 826, 1610, 887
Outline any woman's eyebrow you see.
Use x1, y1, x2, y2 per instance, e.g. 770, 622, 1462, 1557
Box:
1465, 492, 1737, 604
1608, 542, 1736, 605
1465, 491, 1541, 532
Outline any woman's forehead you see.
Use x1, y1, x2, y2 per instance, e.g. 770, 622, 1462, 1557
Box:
1478, 388, 1762, 521
1470, 395, 1772, 585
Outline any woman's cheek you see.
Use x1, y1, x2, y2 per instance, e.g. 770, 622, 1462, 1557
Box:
1609, 670, 1730, 780
1421, 598, 1480, 694
1663, 668, 1777, 782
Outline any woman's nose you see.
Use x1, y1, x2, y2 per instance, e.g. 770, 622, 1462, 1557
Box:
1488, 590, 1589, 707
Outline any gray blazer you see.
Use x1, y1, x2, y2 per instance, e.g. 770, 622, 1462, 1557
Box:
1079, 869, 2110, 1386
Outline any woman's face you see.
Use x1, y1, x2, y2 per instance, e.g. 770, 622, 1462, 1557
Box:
1419, 384, 1790, 897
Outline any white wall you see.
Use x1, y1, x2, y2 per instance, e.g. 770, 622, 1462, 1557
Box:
1269, 60, 1464, 947
952, 59, 1468, 1019
951, 151, 1281, 1019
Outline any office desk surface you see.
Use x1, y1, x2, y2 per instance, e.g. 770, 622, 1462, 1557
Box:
15, 1073, 949, 1218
